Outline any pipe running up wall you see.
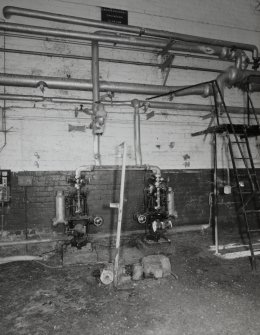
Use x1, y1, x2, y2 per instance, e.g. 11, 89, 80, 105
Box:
131, 99, 142, 166
92, 42, 101, 166
3, 6, 259, 60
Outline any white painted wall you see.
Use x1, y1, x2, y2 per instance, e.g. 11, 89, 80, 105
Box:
0, 0, 259, 171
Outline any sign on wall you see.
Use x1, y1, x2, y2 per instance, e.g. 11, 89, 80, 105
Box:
101, 7, 128, 25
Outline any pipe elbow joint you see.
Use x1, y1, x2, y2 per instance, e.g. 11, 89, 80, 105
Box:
75, 165, 94, 179
201, 84, 211, 98
148, 165, 161, 177
3, 6, 13, 19
131, 99, 140, 108
227, 66, 241, 86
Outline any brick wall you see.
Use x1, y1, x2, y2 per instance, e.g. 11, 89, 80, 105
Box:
3, 168, 249, 237
0, 1, 259, 239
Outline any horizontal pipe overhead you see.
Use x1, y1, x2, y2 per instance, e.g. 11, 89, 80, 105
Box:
0, 93, 259, 114
3, 6, 259, 59
0, 47, 222, 73
0, 69, 259, 97
94, 31, 225, 57
0, 73, 184, 95
0, 22, 227, 58
0, 31, 238, 64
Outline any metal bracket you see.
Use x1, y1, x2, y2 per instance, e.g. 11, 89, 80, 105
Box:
158, 52, 175, 86
160, 38, 177, 56
158, 38, 177, 85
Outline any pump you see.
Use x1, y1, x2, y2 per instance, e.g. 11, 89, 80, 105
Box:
53, 174, 103, 249
135, 171, 177, 242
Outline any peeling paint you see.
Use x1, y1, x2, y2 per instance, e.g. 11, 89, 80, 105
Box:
183, 154, 190, 160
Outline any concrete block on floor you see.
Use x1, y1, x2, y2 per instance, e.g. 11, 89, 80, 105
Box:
142, 254, 171, 279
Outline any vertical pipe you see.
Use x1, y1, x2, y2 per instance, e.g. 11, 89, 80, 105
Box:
114, 142, 127, 287
1, 201, 4, 235
24, 186, 28, 252
132, 99, 142, 165
91, 41, 101, 165
213, 132, 219, 254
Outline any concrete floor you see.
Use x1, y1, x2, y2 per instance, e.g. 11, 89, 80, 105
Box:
0, 230, 260, 335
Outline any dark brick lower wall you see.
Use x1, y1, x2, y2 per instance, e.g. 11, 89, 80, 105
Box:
2, 168, 254, 236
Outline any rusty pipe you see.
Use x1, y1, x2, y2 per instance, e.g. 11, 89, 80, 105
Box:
3, 6, 259, 59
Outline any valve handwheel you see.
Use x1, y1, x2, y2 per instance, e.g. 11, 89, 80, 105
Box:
93, 216, 104, 227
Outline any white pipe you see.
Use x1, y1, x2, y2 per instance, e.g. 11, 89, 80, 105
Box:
0, 255, 42, 264
132, 99, 142, 165
0, 238, 66, 246
148, 165, 161, 177
89, 224, 211, 240
93, 135, 101, 166
171, 224, 210, 233
114, 142, 127, 287
75, 165, 94, 179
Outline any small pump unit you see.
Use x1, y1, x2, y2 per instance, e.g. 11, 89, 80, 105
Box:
135, 171, 177, 242
53, 175, 103, 249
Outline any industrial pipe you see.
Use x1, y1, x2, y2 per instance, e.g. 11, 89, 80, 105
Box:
0, 46, 226, 72
0, 255, 43, 264
131, 99, 142, 165
94, 30, 226, 58
92, 41, 101, 165
75, 165, 161, 180
0, 93, 259, 114
0, 21, 226, 57
1, 69, 259, 97
163, 67, 260, 99
75, 165, 94, 179
3, 6, 259, 60
89, 224, 211, 240
0, 73, 184, 95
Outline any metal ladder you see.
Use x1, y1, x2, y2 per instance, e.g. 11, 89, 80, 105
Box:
214, 81, 260, 269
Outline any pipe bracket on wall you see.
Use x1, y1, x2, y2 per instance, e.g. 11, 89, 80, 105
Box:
159, 53, 175, 86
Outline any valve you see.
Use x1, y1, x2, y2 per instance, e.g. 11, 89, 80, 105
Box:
93, 216, 104, 227
91, 102, 107, 135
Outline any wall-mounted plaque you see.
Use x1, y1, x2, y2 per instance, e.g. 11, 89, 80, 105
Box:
101, 7, 128, 25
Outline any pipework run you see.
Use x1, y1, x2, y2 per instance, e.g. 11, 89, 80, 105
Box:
131, 99, 142, 166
